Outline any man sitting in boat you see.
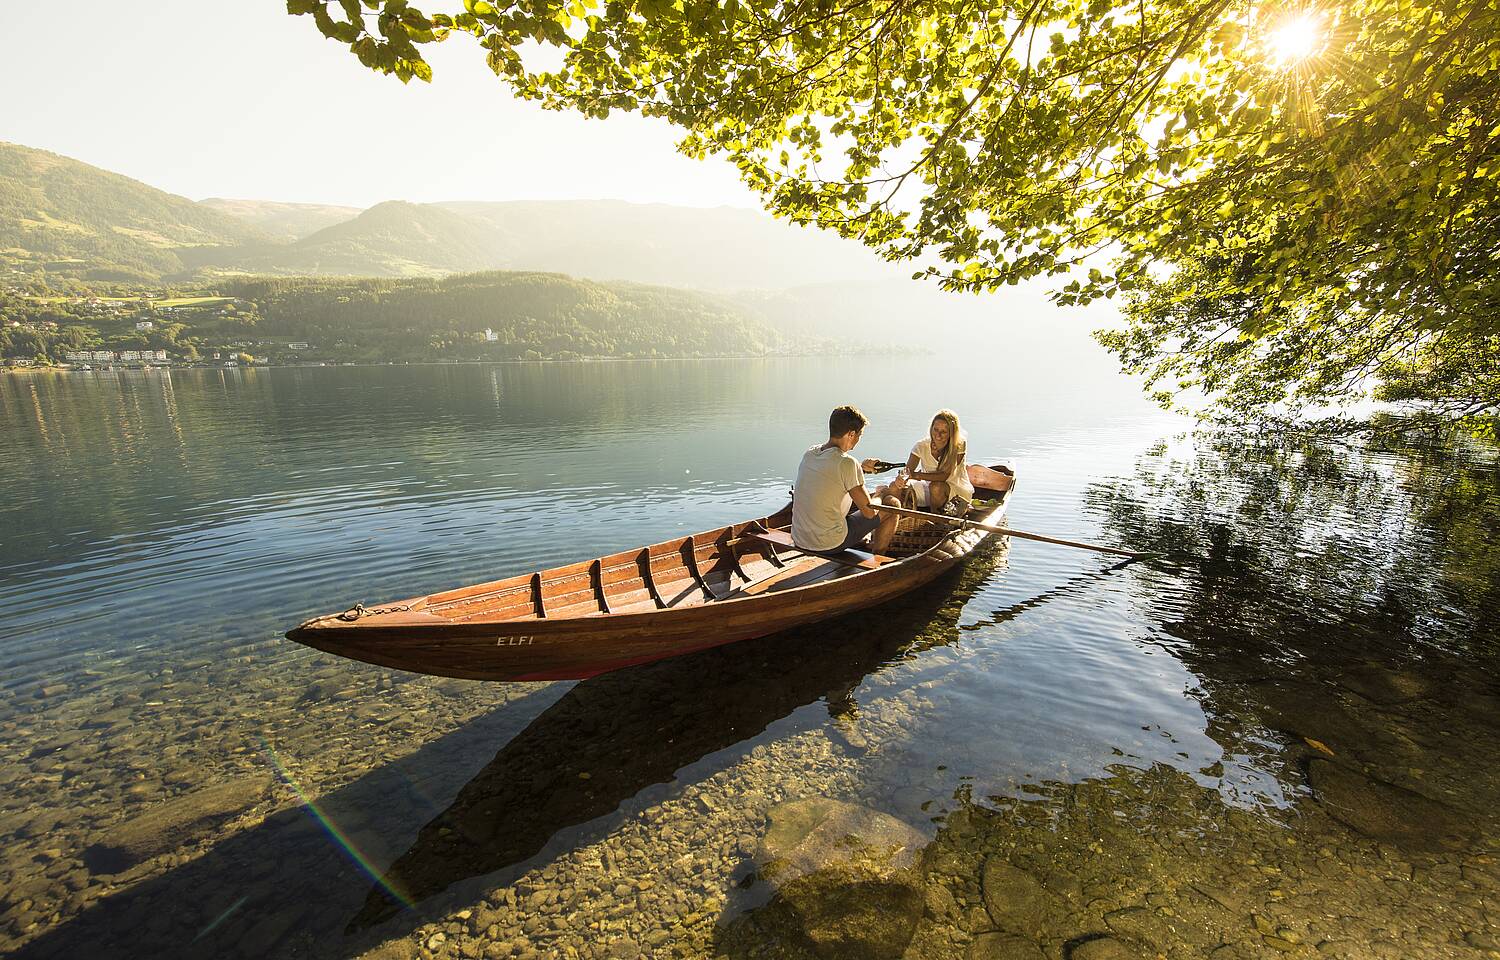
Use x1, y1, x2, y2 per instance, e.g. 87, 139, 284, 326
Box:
792, 405, 901, 556
899, 409, 974, 517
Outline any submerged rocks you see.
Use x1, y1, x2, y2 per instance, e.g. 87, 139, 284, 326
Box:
1336, 664, 1432, 706
1305, 759, 1466, 851
980, 858, 1052, 939
759, 797, 926, 884
1101, 905, 1184, 949
1070, 936, 1145, 960
967, 931, 1046, 959
774, 871, 926, 959
83, 775, 274, 875
748, 797, 929, 959
238, 904, 306, 957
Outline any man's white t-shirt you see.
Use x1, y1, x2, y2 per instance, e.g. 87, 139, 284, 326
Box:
792, 445, 864, 551
911, 437, 974, 501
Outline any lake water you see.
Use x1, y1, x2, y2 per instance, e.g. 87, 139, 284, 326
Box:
1, 358, 1497, 960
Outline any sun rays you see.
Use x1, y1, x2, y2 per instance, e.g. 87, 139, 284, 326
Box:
1264, 12, 1327, 67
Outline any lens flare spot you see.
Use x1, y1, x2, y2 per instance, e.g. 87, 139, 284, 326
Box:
1265, 13, 1324, 67
260, 736, 415, 911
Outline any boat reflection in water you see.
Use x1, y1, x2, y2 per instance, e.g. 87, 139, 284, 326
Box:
351, 539, 1013, 928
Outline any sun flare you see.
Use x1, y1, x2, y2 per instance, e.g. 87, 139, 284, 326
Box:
1264, 13, 1325, 67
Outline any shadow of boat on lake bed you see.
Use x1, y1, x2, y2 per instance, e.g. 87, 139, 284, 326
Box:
8, 682, 571, 960
348, 540, 1014, 928
14, 541, 1015, 959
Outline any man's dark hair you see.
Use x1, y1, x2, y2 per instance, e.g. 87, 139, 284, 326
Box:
828, 405, 868, 437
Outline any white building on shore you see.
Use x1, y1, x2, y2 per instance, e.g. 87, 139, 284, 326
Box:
64, 349, 167, 363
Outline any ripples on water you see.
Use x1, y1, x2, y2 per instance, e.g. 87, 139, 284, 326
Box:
1, 361, 1497, 959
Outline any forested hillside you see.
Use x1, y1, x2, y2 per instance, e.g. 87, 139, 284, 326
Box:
0, 142, 263, 282
0, 141, 908, 362
196, 198, 360, 240
435, 200, 890, 291
224, 272, 786, 360
1, 142, 894, 295
215, 200, 892, 288
225, 201, 506, 277
0, 271, 799, 363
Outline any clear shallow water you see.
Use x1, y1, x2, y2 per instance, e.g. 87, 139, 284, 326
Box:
1, 359, 1498, 959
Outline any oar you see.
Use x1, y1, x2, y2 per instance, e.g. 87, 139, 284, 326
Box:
870, 503, 1158, 561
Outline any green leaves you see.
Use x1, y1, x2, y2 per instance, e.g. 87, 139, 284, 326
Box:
289, 0, 1500, 432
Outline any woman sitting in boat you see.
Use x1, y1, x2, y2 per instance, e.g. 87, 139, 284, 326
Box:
898, 409, 973, 516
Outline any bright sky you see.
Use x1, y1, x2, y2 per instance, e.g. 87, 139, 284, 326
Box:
0, 0, 1156, 383
0, 0, 756, 208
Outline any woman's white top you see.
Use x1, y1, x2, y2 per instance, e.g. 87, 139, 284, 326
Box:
911, 437, 974, 501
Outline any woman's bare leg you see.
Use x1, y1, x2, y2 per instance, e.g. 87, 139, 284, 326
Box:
929, 480, 950, 511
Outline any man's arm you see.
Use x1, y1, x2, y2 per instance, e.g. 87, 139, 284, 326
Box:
849, 484, 878, 519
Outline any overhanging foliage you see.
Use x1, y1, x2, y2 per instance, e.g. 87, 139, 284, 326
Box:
291, 0, 1500, 434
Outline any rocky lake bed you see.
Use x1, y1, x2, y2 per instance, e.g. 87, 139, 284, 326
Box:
4, 586, 1497, 960
3, 364, 1497, 960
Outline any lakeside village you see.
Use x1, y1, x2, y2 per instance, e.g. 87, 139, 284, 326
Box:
2, 274, 845, 367
5, 288, 515, 371
0, 292, 322, 372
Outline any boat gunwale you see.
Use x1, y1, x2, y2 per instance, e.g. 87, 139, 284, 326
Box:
288, 466, 1012, 636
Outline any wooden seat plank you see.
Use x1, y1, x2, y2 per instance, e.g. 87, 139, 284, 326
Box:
737, 556, 845, 597
740, 529, 894, 570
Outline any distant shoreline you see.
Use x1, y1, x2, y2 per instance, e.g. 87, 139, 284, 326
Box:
3, 350, 928, 374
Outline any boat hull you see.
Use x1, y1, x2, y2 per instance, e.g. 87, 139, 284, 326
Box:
287, 470, 1012, 681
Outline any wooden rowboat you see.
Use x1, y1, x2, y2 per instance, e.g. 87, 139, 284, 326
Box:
285, 463, 1015, 681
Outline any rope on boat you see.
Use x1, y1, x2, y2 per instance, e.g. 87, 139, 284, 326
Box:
336, 602, 412, 621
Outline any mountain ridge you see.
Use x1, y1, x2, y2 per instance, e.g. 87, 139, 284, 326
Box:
0, 140, 1009, 345
0, 141, 898, 292
0, 141, 265, 281
196, 198, 361, 240
226, 200, 507, 277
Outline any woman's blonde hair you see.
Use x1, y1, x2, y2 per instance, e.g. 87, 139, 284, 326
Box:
931, 409, 965, 479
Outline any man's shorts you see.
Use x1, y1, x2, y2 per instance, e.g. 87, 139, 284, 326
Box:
809, 506, 880, 555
